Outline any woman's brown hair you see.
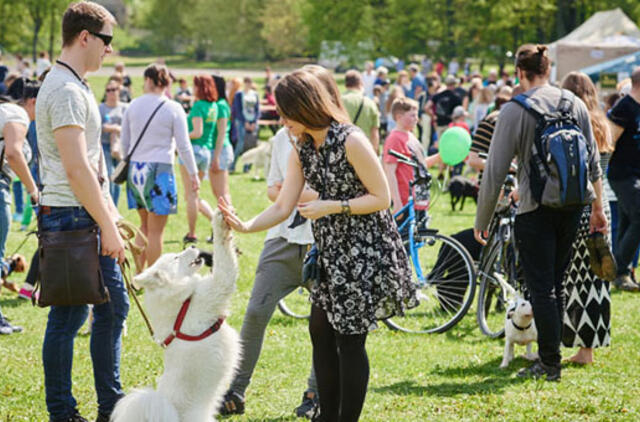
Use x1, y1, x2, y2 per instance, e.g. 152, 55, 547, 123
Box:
515, 44, 551, 81
193, 74, 218, 102
301, 64, 346, 112
143, 63, 170, 88
561, 71, 612, 153
274, 70, 349, 133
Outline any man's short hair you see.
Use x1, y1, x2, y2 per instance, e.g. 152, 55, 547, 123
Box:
631, 67, 640, 88
345, 70, 363, 89
62, 1, 116, 47
391, 97, 418, 120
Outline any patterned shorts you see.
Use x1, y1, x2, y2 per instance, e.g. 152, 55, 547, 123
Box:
126, 161, 177, 215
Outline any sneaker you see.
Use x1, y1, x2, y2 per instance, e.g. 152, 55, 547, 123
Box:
183, 234, 198, 245
0, 318, 12, 335
295, 391, 319, 419
517, 360, 561, 381
613, 275, 640, 292
12, 212, 22, 223
53, 409, 89, 422
218, 390, 245, 415
206, 230, 214, 244
18, 286, 33, 300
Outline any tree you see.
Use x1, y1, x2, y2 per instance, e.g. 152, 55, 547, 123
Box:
24, 0, 46, 62
260, 0, 308, 59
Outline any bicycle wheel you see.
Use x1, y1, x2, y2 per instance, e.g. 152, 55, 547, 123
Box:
476, 240, 517, 338
277, 287, 311, 319
385, 231, 476, 334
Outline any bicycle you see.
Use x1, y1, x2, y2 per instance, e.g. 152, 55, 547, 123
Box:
383, 149, 476, 334
475, 173, 527, 338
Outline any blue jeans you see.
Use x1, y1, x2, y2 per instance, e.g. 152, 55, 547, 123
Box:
0, 184, 11, 273
41, 206, 129, 420
12, 180, 23, 214
102, 143, 121, 207
610, 177, 640, 276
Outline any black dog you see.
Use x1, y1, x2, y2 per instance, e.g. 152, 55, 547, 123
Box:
448, 176, 479, 211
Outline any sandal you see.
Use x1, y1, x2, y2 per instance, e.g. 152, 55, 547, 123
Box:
183, 234, 198, 245
219, 390, 245, 415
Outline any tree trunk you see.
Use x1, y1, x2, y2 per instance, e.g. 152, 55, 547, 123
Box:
49, 3, 56, 60
32, 18, 42, 63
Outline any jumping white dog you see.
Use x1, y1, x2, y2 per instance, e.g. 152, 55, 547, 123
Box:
239, 140, 271, 180
111, 211, 240, 422
495, 275, 538, 369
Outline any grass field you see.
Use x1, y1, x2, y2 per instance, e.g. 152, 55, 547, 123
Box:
1, 165, 639, 421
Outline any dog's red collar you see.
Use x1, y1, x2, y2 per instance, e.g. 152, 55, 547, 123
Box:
161, 297, 225, 348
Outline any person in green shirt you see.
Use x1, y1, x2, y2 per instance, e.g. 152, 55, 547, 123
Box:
179, 74, 219, 244
208, 75, 235, 207
341, 69, 381, 153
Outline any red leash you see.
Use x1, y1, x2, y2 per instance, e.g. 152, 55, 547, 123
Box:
161, 297, 225, 348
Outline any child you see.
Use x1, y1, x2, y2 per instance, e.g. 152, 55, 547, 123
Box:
449, 105, 471, 133
383, 97, 441, 218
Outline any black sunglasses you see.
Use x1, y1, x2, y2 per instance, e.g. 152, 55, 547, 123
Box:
105, 87, 118, 92
89, 31, 113, 46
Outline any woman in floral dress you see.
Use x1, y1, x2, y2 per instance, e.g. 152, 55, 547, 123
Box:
219, 70, 416, 422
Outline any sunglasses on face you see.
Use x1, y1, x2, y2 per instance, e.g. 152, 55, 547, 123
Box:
106, 87, 118, 92
89, 31, 113, 46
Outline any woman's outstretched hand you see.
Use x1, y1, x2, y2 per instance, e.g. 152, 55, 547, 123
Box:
218, 197, 249, 233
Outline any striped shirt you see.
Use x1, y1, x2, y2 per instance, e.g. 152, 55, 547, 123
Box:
471, 110, 499, 155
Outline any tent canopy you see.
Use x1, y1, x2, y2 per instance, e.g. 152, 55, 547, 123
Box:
548, 8, 640, 80
580, 50, 640, 82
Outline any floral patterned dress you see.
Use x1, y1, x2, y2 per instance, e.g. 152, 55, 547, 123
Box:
297, 122, 417, 334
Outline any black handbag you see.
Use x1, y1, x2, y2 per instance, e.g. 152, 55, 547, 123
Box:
111, 100, 165, 184
300, 149, 330, 288
35, 226, 109, 307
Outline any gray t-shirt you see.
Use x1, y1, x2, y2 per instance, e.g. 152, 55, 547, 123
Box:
0, 102, 30, 187
475, 85, 602, 231
36, 66, 109, 206
99, 102, 127, 145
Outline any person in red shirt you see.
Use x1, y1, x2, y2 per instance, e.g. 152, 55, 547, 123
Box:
383, 97, 441, 216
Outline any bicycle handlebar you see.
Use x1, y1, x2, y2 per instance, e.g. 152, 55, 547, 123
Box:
388, 149, 419, 168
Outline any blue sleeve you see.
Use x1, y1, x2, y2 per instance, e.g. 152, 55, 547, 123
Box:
232, 92, 243, 123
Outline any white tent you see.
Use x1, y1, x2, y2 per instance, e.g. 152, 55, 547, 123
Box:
548, 8, 640, 81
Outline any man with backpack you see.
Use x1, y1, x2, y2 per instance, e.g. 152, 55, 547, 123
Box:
474, 44, 607, 381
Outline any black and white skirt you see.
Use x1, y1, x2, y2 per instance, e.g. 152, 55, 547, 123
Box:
562, 205, 611, 349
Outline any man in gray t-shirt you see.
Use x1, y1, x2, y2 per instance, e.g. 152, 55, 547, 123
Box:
35, 3, 128, 421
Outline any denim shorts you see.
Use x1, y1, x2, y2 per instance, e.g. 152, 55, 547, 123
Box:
179, 145, 211, 173
216, 144, 234, 171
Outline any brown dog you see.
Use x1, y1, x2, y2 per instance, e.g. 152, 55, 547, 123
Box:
1, 254, 27, 293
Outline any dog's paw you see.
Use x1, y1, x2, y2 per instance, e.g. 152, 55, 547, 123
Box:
523, 352, 539, 361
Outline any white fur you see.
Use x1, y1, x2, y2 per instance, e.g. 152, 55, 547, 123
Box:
500, 296, 538, 369
239, 141, 271, 180
111, 211, 240, 422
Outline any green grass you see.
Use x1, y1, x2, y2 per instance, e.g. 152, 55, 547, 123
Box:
1, 168, 639, 421
101, 54, 308, 71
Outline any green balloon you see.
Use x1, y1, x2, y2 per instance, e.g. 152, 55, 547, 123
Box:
439, 127, 471, 165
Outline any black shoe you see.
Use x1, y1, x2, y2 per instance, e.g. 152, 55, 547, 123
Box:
95, 413, 110, 422
517, 360, 561, 381
295, 390, 319, 419
206, 230, 214, 244
613, 274, 640, 292
54, 410, 89, 422
183, 234, 198, 245
218, 390, 245, 415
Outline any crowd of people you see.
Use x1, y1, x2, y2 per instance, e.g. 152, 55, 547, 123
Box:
1, 1, 640, 421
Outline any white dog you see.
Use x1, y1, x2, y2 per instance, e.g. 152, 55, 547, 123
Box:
500, 296, 539, 368
239, 140, 271, 180
111, 211, 240, 422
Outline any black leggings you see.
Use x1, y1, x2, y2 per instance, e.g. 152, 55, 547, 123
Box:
309, 305, 369, 422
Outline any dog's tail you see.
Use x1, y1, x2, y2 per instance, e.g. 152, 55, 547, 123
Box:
110, 388, 179, 422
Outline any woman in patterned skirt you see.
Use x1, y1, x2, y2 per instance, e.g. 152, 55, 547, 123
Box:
219, 70, 416, 422
560, 72, 613, 364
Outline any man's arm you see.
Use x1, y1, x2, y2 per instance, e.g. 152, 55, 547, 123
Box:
3, 122, 37, 198
369, 125, 380, 153
54, 125, 124, 261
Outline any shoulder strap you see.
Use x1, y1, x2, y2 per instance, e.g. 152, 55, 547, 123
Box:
558, 89, 575, 115
511, 93, 547, 121
125, 100, 165, 162
353, 97, 365, 125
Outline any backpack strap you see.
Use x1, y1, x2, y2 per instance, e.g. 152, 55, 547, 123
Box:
557, 89, 575, 115
511, 93, 547, 121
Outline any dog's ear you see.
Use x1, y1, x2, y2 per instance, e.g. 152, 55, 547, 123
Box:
134, 268, 172, 290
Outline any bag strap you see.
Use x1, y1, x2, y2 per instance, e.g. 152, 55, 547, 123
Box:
124, 100, 165, 163
558, 89, 575, 115
511, 93, 547, 121
353, 97, 365, 125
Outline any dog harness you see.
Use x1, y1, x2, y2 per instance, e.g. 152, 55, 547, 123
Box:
161, 297, 225, 348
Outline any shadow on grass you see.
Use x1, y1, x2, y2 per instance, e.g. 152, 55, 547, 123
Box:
373, 357, 529, 397
0, 296, 28, 309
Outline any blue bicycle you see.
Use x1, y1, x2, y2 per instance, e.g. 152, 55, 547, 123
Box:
383, 150, 476, 334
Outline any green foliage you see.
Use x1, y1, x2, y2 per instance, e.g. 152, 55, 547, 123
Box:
260, 0, 308, 59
